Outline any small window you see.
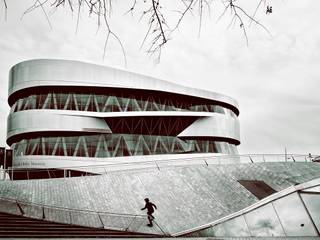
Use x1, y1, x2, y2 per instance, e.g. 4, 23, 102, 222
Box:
238, 180, 277, 200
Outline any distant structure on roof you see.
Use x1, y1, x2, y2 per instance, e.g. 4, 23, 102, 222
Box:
7, 59, 240, 178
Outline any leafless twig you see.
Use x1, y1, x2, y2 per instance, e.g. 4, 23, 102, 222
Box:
22, 0, 52, 29
21, 0, 127, 66
249, 0, 265, 27
2, 0, 7, 21
12, 0, 272, 63
221, 0, 271, 45
124, 0, 136, 16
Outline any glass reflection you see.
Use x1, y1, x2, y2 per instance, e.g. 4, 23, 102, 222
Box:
212, 215, 250, 237
273, 192, 317, 236
303, 186, 320, 193
12, 134, 237, 157
244, 203, 285, 236
11, 92, 238, 116
301, 193, 320, 233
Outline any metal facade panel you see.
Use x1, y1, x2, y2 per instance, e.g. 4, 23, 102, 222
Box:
178, 115, 240, 141
7, 110, 111, 142
8, 59, 239, 110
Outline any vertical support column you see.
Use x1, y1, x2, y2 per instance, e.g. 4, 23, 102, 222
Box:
0, 148, 4, 181
0, 147, 4, 168
6, 150, 13, 180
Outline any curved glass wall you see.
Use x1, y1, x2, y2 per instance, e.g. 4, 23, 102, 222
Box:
11, 93, 237, 117
187, 187, 320, 237
12, 134, 238, 157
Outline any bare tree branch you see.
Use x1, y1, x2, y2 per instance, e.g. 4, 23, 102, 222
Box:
22, 0, 52, 29
249, 0, 265, 27
75, 0, 82, 33
124, 0, 136, 16
234, 4, 271, 37
198, 0, 203, 37
2, 0, 7, 20
7, 0, 273, 63
151, 0, 167, 44
216, 4, 229, 23
171, 0, 195, 32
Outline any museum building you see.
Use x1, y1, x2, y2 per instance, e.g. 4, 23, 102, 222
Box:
7, 59, 240, 172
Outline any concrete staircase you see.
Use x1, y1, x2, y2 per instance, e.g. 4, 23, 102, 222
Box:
0, 211, 158, 238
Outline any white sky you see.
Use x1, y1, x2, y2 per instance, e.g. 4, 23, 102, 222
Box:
0, 0, 319, 154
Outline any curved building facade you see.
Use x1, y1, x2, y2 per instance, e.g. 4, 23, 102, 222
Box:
7, 59, 240, 170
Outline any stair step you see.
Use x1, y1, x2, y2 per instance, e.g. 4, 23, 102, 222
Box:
0, 226, 102, 231
0, 220, 58, 224
0, 229, 125, 232
0, 221, 65, 224
0, 223, 83, 227
0, 234, 147, 238
0, 216, 25, 220
0, 232, 134, 236
0, 211, 158, 238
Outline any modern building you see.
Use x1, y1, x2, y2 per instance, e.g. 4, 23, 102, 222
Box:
7, 59, 240, 175
0, 59, 319, 238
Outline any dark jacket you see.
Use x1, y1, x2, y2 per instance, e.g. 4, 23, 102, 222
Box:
142, 202, 157, 213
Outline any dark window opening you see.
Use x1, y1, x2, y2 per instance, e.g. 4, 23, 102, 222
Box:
238, 180, 277, 200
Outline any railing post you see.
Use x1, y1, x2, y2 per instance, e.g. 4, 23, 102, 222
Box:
16, 201, 24, 216
204, 159, 208, 166
153, 219, 169, 236
155, 161, 160, 171
125, 215, 136, 232
97, 213, 105, 229
42, 206, 46, 219
69, 210, 72, 224
285, 148, 287, 162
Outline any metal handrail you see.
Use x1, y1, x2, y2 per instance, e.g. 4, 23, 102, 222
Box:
0, 154, 318, 184
0, 195, 144, 217
1, 153, 317, 175
0, 195, 168, 235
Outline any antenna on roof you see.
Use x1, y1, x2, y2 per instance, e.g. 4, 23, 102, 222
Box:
285, 147, 287, 162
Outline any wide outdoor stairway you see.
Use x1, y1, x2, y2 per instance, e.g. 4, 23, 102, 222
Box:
0, 162, 320, 237
0, 211, 158, 238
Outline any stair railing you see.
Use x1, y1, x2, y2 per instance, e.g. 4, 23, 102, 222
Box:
0, 196, 168, 236
1, 154, 318, 180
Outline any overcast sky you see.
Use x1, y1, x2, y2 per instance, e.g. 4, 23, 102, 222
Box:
0, 0, 319, 154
